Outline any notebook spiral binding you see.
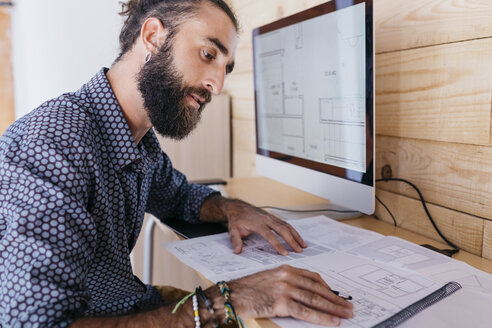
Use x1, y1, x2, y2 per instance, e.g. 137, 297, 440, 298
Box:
372, 281, 462, 328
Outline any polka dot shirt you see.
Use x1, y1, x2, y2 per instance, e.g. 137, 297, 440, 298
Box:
0, 68, 217, 327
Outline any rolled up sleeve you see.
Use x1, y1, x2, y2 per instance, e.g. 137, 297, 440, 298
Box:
145, 152, 218, 224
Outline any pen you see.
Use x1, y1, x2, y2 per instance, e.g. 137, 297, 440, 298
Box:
332, 290, 353, 300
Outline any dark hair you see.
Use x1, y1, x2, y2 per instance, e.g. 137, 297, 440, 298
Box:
117, 0, 238, 60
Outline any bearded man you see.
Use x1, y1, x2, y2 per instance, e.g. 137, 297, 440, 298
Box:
0, 0, 353, 327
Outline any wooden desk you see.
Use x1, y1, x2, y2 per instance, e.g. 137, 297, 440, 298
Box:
166, 176, 492, 327
216, 176, 492, 327
223, 176, 492, 275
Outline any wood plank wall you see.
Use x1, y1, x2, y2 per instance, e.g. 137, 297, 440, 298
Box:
223, 0, 492, 258
0, 6, 15, 135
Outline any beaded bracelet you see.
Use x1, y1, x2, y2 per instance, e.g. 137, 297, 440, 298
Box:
192, 294, 201, 328
196, 286, 219, 328
216, 281, 245, 328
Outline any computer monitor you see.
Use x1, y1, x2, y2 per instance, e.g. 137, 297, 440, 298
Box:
253, 0, 374, 215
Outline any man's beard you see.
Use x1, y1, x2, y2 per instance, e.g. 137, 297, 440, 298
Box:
137, 40, 211, 140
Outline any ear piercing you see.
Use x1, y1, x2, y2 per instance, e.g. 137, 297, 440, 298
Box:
145, 52, 152, 63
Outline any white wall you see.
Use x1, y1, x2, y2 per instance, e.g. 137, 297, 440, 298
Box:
11, 0, 123, 118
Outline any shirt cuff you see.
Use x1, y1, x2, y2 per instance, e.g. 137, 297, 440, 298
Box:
183, 183, 220, 224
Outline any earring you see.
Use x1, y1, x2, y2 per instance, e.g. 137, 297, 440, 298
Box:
145, 52, 152, 63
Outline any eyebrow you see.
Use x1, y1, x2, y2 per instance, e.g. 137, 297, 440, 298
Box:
207, 37, 229, 55
207, 37, 235, 74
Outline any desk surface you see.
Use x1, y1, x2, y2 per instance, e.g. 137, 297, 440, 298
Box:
212, 176, 492, 328
223, 176, 492, 275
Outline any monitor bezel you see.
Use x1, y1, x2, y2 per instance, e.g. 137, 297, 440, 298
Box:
252, 0, 375, 214
253, 0, 373, 187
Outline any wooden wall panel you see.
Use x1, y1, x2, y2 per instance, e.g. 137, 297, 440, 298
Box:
224, 70, 253, 100
374, 0, 492, 53
230, 0, 492, 71
376, 135, 492, 219
376, 38, 492, 145
375, 189, 484, 256
231, 118, 256, 177
0, 7, 15, 135
483, 221, 492, 260
231, 97, 255, 121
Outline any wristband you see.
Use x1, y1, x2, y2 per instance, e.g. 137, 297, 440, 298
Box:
216, 281, 245, 328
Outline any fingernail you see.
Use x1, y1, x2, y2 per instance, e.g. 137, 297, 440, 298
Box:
344, 309, 354, 318
330, 317, 340, 325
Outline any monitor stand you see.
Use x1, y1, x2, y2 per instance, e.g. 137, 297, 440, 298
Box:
268, 203, 363, 221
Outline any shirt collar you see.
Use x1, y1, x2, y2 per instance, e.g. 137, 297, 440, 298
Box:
80, 68, 162, 171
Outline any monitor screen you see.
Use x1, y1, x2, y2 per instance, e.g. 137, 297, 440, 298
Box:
253, 0, 374, 214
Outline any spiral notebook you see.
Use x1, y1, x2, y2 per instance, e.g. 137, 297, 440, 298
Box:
373, 281, 462, 328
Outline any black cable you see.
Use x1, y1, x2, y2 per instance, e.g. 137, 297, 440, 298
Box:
376, 178, 459, 254
375, 194, 397, 227
260, 206, 359, 214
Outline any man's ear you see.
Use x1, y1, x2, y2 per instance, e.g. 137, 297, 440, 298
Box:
140, 17, 166, 53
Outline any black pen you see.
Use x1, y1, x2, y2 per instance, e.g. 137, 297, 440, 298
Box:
332, 290, 353, 300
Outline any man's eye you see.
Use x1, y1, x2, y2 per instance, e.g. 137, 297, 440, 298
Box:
202, 50, 215, 60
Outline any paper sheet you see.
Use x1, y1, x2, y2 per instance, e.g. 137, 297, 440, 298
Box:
349, 236, 452, 271
398, 288, 492, 328
272, 252, 443, 328
163, 215, 492, 327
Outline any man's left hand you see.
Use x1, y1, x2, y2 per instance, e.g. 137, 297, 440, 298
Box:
200, 194, 307, 255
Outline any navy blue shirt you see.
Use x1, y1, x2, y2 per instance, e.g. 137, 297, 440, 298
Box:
0, 69, 216, 327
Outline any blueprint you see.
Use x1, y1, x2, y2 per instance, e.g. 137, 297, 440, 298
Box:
253, 3, 367, 172
349, 236, 452, 271
273, 252, 441, 328
164, 227, 336, 282
164, 215, 492, 327
165, 216, 492, 328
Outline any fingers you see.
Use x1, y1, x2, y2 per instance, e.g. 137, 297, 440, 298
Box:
228, 226, 244, 254
277, 266, 353, 325
290, 266, 331, 289
222, 199, 308, 255
267, 218, 307, 253
293, 288, 353, 318
285, 299, 348, 326
291, 272, 353, 309
230, 265, 354, 326
281, 266, 353, 308
257, 229, 289, 256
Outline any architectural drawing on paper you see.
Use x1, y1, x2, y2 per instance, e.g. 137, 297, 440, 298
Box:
340, 264, 431, 298
174, 241, 250, 275
296, 262, 401, 327
349, 297, 395, 325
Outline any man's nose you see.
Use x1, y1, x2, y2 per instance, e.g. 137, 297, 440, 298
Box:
202, 68, 226, 95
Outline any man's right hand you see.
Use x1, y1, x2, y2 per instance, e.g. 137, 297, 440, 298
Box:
228, 264, 354, 326
71, 265, 353, 327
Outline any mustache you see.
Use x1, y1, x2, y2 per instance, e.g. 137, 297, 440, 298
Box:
185, 86, 212, 105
